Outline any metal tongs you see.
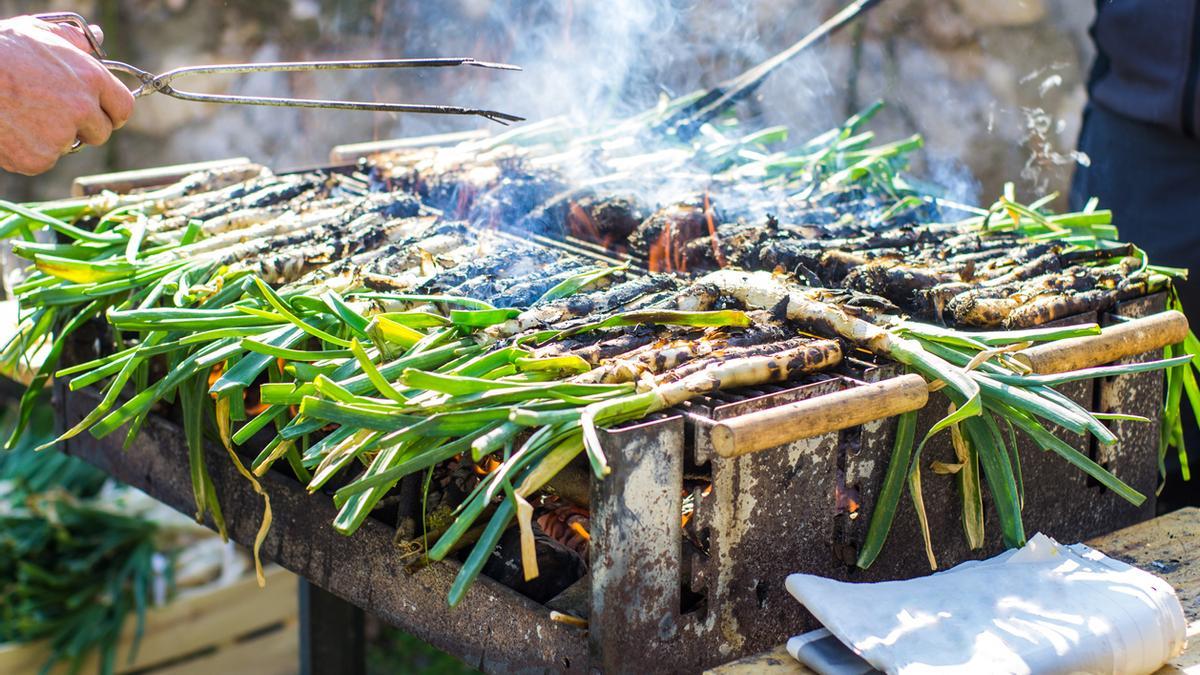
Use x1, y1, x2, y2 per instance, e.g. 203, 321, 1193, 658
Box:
35, 12, 524, 147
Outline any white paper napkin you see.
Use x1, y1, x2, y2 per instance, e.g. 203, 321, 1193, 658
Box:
785, 533, 1187, 675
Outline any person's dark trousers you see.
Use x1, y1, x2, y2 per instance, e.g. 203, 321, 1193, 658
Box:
1070, 102, 1200, 508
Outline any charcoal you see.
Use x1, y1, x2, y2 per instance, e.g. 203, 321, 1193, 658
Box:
361, 191, 422, 219
468, 167, 568, 232
482, 526, 588, 604
571, 194, 648, 244
484, 261, 592, 308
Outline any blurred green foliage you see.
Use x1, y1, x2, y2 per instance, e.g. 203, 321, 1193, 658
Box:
0, 391, 160, 675
367, 623, 479, 675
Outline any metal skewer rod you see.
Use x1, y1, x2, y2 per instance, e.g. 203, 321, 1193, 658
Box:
662, 0, 887, 138
152, 91, 525, 124
148, 58, 523, 77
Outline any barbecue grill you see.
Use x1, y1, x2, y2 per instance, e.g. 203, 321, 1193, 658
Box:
41, 145, 1171, 673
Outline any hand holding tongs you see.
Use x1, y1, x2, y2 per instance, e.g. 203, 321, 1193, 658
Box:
35, 12, 524, 149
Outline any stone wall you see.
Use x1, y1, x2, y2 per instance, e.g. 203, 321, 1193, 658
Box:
0, 0, 1094, 209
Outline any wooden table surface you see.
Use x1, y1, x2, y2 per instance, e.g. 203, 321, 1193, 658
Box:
708, 507, 1200, 674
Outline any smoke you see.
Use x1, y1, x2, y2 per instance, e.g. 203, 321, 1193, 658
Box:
926, 154, 981, 207
379, 0, 841, 136
478, 0, 680, 123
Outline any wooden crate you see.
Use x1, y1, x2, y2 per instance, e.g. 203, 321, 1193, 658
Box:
0, 566, 299, 675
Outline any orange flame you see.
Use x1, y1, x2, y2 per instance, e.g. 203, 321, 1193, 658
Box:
648, 229, 666, 272
246, 401, 270, 416
567, 202, 604, 244
474, 455, 503, 475
208, 364, 223, 392
207, 364, 270, 416
836, 481, 862, 516
568, 521, 591, 542
703, 190, 727, 268
664, 219, 676, 273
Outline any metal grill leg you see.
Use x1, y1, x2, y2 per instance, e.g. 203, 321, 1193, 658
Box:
299, 579, 366, 675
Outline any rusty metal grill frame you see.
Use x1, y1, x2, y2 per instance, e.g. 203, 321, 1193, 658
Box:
48, 157, 1171, 673
579, 294, 1165, 672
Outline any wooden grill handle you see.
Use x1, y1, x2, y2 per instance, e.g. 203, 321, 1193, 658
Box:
710, 374, 929, 458
1013, 310, 1189, 375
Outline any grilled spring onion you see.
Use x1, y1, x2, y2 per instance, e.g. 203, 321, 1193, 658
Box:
300, 335, 842, 606
11, 248, 1194, 606
42, 262, 844, 604
4, 241, 1190, 609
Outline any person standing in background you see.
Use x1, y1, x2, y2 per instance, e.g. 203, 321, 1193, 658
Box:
1071, 1, 1200, 504
1071, 1, 1200, 318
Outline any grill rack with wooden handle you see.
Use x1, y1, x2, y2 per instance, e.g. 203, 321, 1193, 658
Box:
1014, 310, 1188, 374
709, 374, 928, 458
710, 311, 1190, 459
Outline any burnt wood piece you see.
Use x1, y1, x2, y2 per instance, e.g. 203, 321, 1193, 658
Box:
710, 374, 929, 458
57, 386, 588, 675
1015, 309, 1188, 374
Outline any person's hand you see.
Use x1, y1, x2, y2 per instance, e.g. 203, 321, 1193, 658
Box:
0, 16, 135, 176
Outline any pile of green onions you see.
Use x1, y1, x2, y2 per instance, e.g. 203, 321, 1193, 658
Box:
0, 97, 1196, 606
